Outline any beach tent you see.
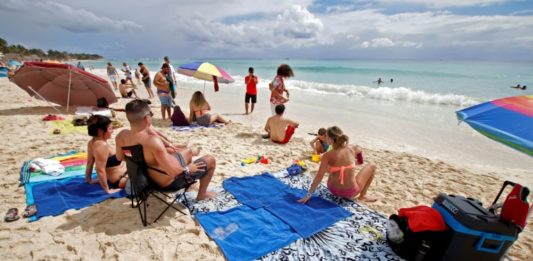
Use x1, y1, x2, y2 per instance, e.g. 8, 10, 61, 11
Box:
457, 95, 533, 156
11, 62, 117, 111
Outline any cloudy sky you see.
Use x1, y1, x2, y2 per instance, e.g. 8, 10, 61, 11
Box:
1, 0, 532, 61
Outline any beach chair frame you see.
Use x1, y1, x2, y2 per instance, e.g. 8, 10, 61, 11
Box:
122, 145, 192, 226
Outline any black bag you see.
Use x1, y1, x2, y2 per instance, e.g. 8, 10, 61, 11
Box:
387, 214, 447, 260
96, 97, 109, 108
171, 105, 190, 126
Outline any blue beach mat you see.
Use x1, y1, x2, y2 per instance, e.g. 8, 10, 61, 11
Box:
25, 176, 126, 221
196, 205, 300, 261
180, 170, 401, 260
223, 173, 352, 238
170, 123, 224, 132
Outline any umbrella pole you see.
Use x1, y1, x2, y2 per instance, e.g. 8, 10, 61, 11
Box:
203, 81, 206, 93
67, 69, 72, 112
28, 86, 63, 115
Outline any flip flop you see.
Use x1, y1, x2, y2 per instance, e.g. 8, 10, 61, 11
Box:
4, 208, 20, 222
22, 205, 37, 218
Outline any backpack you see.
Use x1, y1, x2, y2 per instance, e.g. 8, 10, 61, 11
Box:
387, 214, 448, 260
171, 105, 190, 126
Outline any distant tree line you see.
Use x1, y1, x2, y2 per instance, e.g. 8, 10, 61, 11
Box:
0, 37, 103, 60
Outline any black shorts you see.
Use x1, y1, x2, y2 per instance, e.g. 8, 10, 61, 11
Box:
163, 153, 208, 190
245, 93, 257, 104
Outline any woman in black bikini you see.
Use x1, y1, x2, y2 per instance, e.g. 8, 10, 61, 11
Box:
85, 115, 128, 193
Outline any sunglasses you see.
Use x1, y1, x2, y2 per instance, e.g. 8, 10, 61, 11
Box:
145, 111, 154, 118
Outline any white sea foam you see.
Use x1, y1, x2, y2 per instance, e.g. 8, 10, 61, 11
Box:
93, 68, 479, 107
289, 80, 479, 107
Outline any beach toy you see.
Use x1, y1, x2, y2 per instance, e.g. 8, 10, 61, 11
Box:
311, 154, 321, 163
258, 156, 269, 164
293, 160, 307, 170
241, 156, 258, 165
287, 164, 303, 176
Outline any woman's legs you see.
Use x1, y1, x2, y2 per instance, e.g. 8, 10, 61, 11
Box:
355, 163, 377, 202
210, 113, 229, 124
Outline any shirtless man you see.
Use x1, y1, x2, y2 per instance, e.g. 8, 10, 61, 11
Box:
118, 79, 139, 98
264, 104, 299, 144
115, 99, 217, 201
153, 64, 172, 120
106, 62, 120, 90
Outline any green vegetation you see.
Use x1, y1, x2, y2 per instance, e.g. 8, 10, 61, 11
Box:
0, 37, 103, 60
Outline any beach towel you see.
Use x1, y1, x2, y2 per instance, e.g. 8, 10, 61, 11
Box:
223, 173, 351, 238
196, 206, 299, 261
180, 170, 400, 260
20, 151, 93, 185
49, 120, 87, 135
25, 176, 126, 221
170, 123, 224, 132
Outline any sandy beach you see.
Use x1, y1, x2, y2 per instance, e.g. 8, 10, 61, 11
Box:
0, 76, 531, 260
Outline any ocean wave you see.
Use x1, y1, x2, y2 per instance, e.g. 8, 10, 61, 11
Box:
92, 68, 478, 107
289, 80, 479, 107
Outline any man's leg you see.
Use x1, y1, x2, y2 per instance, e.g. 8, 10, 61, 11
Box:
161, 105, 166, 119
197, 155, 217, 200
245, 102, 249, 114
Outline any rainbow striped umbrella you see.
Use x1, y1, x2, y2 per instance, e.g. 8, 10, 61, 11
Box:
457, 95, 533, 156
177, 61, 234, 92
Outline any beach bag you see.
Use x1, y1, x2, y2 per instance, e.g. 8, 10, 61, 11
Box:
387, 212, 447, 260
96, 97, 109, 108
171, 105, 190, 126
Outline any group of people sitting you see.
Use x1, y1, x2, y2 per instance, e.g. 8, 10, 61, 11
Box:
85, 99, 217, 200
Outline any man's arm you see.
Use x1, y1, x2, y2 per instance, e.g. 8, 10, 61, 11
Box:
264, 118, 271, 133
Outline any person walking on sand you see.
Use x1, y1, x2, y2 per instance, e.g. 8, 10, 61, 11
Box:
138, 62, 154, 98
298, 126, 377, 203
163, 56, 177, 99
134, 68, 142, 85
106, 62, 120, 90
153, 64, 172, 120
122, 62, 134, 85
269, 64, 293, 115
244, 67, 258, 115
115, 99, 217, 201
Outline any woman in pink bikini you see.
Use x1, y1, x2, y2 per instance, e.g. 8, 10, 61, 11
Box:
298, 126, 377, 203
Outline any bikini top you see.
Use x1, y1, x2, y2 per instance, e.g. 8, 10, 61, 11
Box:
106, 154, 122, 168
328, 163, 355, 185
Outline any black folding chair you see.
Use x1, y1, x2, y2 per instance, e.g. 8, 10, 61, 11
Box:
122, 145, 194, 226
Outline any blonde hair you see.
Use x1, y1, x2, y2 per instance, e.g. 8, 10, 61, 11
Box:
189, 91, 210, 120
327, 126, 349, 149
190, 91, 209, 108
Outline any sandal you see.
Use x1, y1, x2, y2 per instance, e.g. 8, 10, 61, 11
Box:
4, 208, 20, 222
22, 205, 37, 218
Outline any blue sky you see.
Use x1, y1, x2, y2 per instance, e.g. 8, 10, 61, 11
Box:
0, 0, 532, 61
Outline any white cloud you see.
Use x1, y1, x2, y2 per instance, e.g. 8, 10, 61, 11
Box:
377, 0, 511, 8
361, 37, 422, 48
177, 5, 327, 50
0, 0, 143, 33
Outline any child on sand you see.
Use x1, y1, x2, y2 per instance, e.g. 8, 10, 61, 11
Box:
310, 128, 330, 154
269, 64, 293, 115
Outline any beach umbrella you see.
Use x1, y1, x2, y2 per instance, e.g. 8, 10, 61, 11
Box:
177, 61, 234, 92
7, 60, 21, 69
11, 62, 117, 111
456, 95, 533, 156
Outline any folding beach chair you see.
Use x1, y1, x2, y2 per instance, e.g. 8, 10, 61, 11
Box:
122, 145, 194, 226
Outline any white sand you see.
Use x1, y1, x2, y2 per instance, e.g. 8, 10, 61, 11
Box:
0, 77, 531, 260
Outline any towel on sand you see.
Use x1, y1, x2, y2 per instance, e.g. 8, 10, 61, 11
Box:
25, 176, 125, 221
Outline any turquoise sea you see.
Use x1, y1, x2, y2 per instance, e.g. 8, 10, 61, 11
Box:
82, 59, 532, 172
